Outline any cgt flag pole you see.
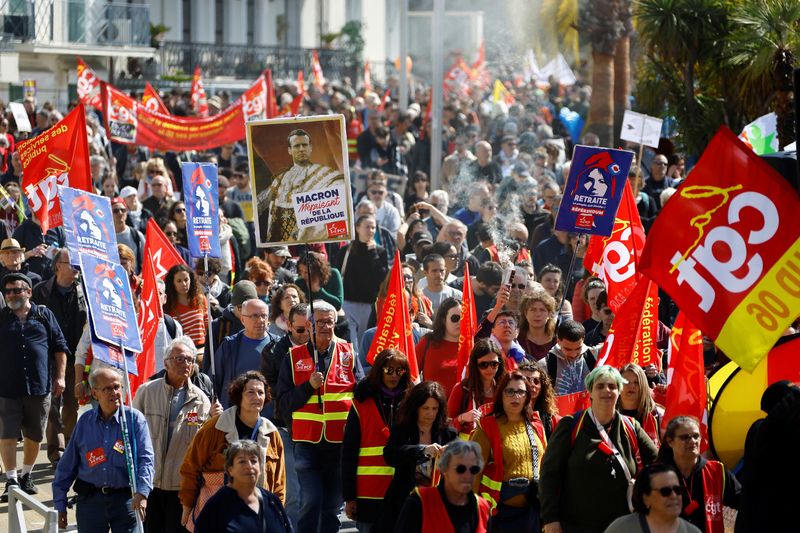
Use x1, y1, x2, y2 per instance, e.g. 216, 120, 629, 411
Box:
119, 339, 145, 533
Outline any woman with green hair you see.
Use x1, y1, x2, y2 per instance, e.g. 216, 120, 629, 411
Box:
539, 366, 659, 533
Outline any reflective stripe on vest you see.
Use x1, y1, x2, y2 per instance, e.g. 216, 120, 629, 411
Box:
290, 342, 356, 443
353, 398, 394, 500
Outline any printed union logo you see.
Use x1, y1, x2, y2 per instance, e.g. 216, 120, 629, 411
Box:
326, 220, 348, 238
576, 213, 594, 229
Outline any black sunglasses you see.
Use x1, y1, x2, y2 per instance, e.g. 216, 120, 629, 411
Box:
477, 360, 499, 370
449, 315, 461, 323
510, 283, 527, 290
455, 464, 481, 475
2, 287, 27, 295
652, 485, 682, 497
382, 366, 408, 376
293, 327, 306, 334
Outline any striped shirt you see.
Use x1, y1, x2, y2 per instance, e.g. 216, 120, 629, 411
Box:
169, 298, 208, 350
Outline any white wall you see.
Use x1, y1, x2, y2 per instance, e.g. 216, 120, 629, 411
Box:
224, 0, 248, 45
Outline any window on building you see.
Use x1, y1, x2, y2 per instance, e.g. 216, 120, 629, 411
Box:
215, 0, 224, 45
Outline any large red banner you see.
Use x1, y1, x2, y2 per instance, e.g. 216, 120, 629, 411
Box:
640, 127, 800, 372
17, 106, 93, 232
456, 262, 477, 379
102, 73, 269, 152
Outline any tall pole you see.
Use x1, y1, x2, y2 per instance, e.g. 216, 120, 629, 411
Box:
430, 0, 445, 191
398, 0, 409, 110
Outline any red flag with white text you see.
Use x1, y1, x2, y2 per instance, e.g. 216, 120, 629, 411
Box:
145, 218, 186, 280
456, 262, 477, 378
77, 58, 102, 110
265, 69, 279, 119
367, 250, 419, 380
287, 71, 306, 115
584, 181, 646, 312
142, 82, 169, 114
662, 313, 708, 450
596, 277, 660, 370
17, 106, 93, 232
191, 66, 209, 117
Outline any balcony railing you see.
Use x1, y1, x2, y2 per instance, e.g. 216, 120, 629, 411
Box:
159, 41, 352, 82
0, 0, 150, 47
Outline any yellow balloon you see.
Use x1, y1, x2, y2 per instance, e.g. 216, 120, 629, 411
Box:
707, 359, 767, 470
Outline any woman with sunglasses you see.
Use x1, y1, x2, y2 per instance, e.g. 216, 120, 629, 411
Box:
341, 348, 413, 532
268, 283, 305, 337
606, 463, 701, 533
377, 381, 457, 532
416, 297, 463, 397
167, 201, 189, 248
165, 264, 208, 356
471, 371, 547, 532
518, 291, 558, 362
657, 416, 739, 532
519, 362, 558, 439
244, 257, 274, 303
618, 364, 662, 446
449, 340, 507, 439
161, 220, 193, 265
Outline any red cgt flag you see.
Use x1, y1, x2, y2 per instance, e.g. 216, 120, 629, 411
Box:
130, 249, 162, 396
142, 82, 169, 114
311, 50, 326, 89
145, 218, 186, 280
288, 71, 306, 115
265, 69, 279, 119
18, 106, 93, 233
596, 277, 660, 370
662, 313, 709, 450
77, 57, 102, 110
366, 250, 419, 380
584, 181, 646, 312
456, 262, 477, 379
191, 66, 209, 117
640, 127, 800, 372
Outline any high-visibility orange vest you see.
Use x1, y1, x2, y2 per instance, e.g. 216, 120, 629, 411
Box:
290, 341, 356, 443
475, 414, 545, 514
416, 486, 490, 533
353, 397, 394, 499
347, 119, 362, 163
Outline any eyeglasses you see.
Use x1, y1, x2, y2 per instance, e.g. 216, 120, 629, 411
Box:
444, 253, 459, 260
2, 287, 27, 295
112, 208, 127, 214
653, 161, 668, 166
676, 433, 701, 441
495, 319, 517, 328
166, 356, 195, 364
174, 207, 186, 213
382, 366, 408, 376
477, 360, 499, 370
454, 464, 481, 475
293, 327, 306, 334
94, 384, 122, 395
165, 231, 178, 237
315, 319, 335, 328
449, 314, 461, 323
510, 283, 527, 290
652, 485, 683, 497
243, 313, 269, 321
503, 388, 527, 398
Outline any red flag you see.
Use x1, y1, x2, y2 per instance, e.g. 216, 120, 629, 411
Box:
456, 262, 477, 378
662, 313, 708, 450
367, 250, 419, 380
311, 50, 326, 89
596, 277, 660, 369
191, 66, 209, 117
584, 182, 646, 312
265, 69, 279, 119
420, 90, 433, 139
130, 250, 162, 396
142, 82, 169, 114
377, 88, 391, 112
364, 62, 373, 92
555, 391, 591, 416
17, 106, 92, 232
640, 127, 800, 372
77, 58, 102, 110
443, 59, 471, 98
145, 218, 186, 280
288, 71, 305, 115
470, 41, 485, 74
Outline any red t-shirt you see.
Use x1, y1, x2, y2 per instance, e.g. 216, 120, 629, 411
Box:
416, 336, 460, 396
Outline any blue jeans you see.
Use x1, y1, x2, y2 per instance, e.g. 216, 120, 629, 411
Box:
278, 426, 299, 528
294, 440, 343, 533
75, 491, 137, 533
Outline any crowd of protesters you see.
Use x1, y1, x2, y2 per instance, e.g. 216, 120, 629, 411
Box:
0, 68, 798, 533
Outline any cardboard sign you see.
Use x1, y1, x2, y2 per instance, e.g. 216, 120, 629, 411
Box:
8, 102, 31, 132
620, 110, 663, 148
555, 145, 634, 236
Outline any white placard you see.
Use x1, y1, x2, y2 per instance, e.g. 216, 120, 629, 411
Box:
8, 102, 31, 132
620, 110, 662, 148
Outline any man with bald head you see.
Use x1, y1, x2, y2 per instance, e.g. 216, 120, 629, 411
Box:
467, 141, 502, 185
141, 173, 174, 221
211, 298, 280, 411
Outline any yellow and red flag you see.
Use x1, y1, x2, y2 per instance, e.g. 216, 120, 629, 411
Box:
662, 313, 708, 450
640, 127, 800, 372
191, 66, 209, 117
77, 58, 102, 110
366, 250, 419, 380
17, 106, 92, 232
492, 79, 515, 105
311, 50, 326, 90
584, 181, 646, 311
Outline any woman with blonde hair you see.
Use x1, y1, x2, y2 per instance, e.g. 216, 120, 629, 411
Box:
618, 363, 662, 446
518, 291, 557, 361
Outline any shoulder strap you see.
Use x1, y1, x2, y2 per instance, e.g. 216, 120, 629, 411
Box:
547, 353, 557, 382
164, 315, 177, 339
569, 410, 588, 447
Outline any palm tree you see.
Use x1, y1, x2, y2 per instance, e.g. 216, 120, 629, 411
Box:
614, 1, 634, 145
580, 0, 627, 146
727, 0, 800, 149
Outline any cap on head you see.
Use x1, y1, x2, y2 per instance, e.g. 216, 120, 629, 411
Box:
267, 246, 291, 258
231, 280, 258, 307
119, 186, 138, 199
2, 272, 31, 288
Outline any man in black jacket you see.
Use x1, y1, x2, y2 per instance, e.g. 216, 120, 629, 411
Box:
31, 248, 87, 465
